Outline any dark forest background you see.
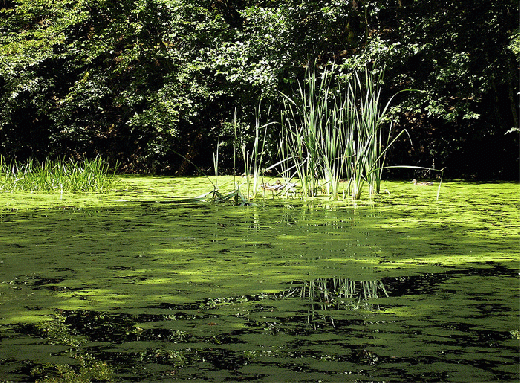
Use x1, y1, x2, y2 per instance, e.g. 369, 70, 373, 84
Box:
0, 0, 518, 179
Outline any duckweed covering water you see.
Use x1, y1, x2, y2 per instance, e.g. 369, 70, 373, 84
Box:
0, 177, 518, 382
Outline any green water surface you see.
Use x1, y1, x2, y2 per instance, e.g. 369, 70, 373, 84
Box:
0, 177, 518, 382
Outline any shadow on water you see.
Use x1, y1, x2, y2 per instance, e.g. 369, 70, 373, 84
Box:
0, 187, 518, 382
5, 268, 519, 382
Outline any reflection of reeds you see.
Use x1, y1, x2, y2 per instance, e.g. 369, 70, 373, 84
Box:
300, 277, 388, 308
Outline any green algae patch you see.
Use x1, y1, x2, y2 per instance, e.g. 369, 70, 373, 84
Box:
0, 178, 518, 381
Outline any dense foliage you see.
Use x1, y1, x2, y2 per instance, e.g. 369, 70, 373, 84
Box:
0, 0, 518, 179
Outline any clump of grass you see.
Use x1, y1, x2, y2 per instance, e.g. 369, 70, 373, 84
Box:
280, 64, 406, 200
0, 156, 117, 193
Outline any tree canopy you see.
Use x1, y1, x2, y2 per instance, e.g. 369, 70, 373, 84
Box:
0, 0, 518, 178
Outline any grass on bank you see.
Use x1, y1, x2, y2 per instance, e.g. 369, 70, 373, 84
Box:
0, 156, 117, 193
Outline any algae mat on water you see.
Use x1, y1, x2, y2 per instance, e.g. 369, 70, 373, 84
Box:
0, 177, 518, 382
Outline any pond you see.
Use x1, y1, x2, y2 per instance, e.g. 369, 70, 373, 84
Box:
0, 177, 518, 382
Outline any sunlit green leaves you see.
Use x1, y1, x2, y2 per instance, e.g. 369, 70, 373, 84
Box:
0, 0, 89, 69
508, 30, 520, 61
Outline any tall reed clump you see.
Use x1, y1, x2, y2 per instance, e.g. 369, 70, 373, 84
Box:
281, 65, 401, 200
0, 156, 117, 193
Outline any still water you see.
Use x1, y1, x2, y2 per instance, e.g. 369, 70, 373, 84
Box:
0, 177, 518, 382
